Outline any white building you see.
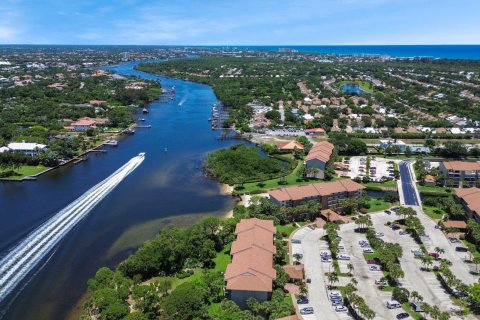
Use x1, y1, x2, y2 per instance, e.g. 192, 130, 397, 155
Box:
3, 142, 47, 156
379, 139, 407, 152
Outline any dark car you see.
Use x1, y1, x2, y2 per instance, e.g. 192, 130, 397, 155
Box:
367, 259, 378, 265
396, 312, 409, 319
456, 247, 468, 252
391, 224, 400, 230
297, 297, 309, 304
428, 252, 439, 258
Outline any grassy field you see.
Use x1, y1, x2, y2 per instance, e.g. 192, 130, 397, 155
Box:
235, 162, 344, 194
422, 205, 446, 219
368, 198, 393, 212
213, 243, 231, 272
402, 302, 423, 320
364, 180, 397, 190
277, 224, 297, 237
0, 165, 49, 180
335, 80, 374, 94
417, 185, 452, 195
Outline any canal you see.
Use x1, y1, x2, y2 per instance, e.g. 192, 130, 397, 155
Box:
0, 60, 241, 319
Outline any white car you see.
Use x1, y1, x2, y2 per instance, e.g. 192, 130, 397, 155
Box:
320, 251, 331, 257
375, 279, 388, 286
375, 232, 384, 237
338, 254, 350, 260
369, 265, 382, 271
363, 248, 374, 253
321, 257, 332, 263
335, 306, 348, 312
329, 291, 342, 298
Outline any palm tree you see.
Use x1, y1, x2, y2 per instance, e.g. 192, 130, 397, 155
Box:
293, 253, 303, 264
422, 255, 434, 271
327, 272, 339, 289
473, 256, 480, 273
299, 282, 308, 296
347, 263, 354, 275
434, 247, 445, 260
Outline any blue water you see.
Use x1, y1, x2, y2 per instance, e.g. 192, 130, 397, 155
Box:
205, 45, 480, 60
341, 84, 368, 95
1, 45, 479, 60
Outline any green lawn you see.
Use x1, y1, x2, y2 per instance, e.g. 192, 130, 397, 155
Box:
417, 185, 452, 195
0, 165, 49, 180
364, 180, 397, 190
402, 302, 423, 320
422, 205, 446, 219
235, 162, 322, 194
214, 243, 231, 272
277, 224, 297, 237
367, 198, 392, 212
335, 80, 374, 94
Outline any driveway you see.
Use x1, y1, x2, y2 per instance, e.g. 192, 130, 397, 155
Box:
398, 160, 420, 206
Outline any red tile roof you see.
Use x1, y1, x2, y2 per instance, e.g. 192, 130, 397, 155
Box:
456, 187, 480, 214
268, 180, 365, 202
442, 161, 480, 171
279, 141, 304, 151
225, 219, 276, 293
305, 141, 334, 163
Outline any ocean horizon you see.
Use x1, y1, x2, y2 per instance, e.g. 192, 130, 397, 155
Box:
1, 44, 479, 60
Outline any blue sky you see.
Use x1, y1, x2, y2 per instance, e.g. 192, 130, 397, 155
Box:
1, 0, 479, 45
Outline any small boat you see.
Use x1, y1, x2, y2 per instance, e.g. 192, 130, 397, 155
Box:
139, 152, 145, 157
104, 139, 118, 146
164, 147, 168, 152
142, 108, 149, 114
124, 128, 135, 134
140, 118, 145, 121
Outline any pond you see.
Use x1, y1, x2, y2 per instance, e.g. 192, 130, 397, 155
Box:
341, 84, 368, 95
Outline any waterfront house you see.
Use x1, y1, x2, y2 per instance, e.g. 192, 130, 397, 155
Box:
225, 218, 276, 308
2, 142, 47, 156
268, 180, 365, 209
279, 141, 304, 152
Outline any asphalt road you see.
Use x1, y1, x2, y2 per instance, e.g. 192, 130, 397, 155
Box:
399, 160, 420, 206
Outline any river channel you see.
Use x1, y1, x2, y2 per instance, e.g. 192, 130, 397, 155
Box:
0, 60, 242, 320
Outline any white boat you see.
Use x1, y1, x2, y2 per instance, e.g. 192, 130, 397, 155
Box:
139, 152, 145, 157
104, 140, 118, 146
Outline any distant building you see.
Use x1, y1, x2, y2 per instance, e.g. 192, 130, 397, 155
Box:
279, 141, 304, 152
305, 141, 334, 179
268, 180, 365, 208
65, 117, 109, 132
225, 218, 276, 308
440, 161, 480, 187
379, 139, 407, 152
304, 128, 326, 136
423, 175, 437, 186
1, 142, 47, 156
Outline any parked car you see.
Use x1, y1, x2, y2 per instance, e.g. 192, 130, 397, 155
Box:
386, 300, 401, 309
367, 259, 378, 265
413, 251, 424, 257
306, 278, 311, 283
369, 265, 382, 271
329, 291, 342, 298
456, 247, 468, 252
396, 312, 409, 319
428, 252, 439, 258
375, 279, 388, 286
321, 257, 332, 263
291, 239, 301, 244
449, 237, 459, 243
399, 230, 408, 235
384, 210, 391, 215
300, 307, 314, 315
363, 248, 374, 253
331, 300, 344, 306
297, 297, 309, 304
335, 306, 348, 312
320, 251, 331, 256
391, 224, 400, 230
375, 232, 384, 237
338, 254, 350, 260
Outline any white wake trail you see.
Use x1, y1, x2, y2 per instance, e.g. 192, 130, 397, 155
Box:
0, 154, 145, 303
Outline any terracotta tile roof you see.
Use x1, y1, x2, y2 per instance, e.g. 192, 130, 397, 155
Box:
424, 175, 436, 183
279, 141, 304, 151
225, 218, 276, 293
305, 141, 334, 163
441, 220, 467, 229
305, 128, 326, 134
283, 264, 304, 280
319, 209, 351, 223
72, 119, 96, 126
456, 187, 480, 214
268, 180, 365, 203
442, 161, 480, 171
235, 218, 276, 234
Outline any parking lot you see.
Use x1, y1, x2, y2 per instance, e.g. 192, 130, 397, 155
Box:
291, 226, 351, 320
339, 223, 402, 320
264, 128, 306, 137
370, 212, 459, 315
346, 156, 397, 181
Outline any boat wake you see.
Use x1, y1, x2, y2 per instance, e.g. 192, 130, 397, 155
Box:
0, 153, 145, 304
